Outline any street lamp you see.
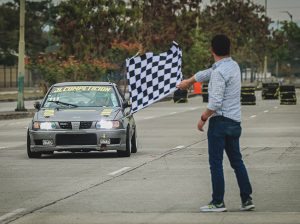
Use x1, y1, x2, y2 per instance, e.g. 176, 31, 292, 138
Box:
15, 0, 26, 111
280, 11, 293, 22
263, 0, 268, 81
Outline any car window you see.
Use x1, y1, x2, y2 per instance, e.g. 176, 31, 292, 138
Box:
43, 85, 120, 108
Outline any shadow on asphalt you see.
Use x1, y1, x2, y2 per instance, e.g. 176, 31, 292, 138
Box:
40, 151, 121, 159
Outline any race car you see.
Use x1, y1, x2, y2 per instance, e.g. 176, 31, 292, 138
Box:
27, 82, 137, 158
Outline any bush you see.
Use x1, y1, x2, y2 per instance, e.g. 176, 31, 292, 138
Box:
28, 56, 115, 86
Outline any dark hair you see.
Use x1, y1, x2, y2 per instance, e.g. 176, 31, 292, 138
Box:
211, 34, 230, 56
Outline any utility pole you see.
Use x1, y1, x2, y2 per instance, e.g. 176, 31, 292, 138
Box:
16, 0, 26, 111
276, 60, 279, 78
263, 0, 268, 81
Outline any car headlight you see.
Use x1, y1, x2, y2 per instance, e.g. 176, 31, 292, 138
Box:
33, 121, 56, 130
96, 120, 120, 129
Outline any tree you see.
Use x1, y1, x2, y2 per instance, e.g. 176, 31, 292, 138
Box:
53, 0, 208, 80
0, 2, 19, 65
134, 0, 202, 52
183, 28, 211, 77
54, 0, 135, 60
126, 0, 207, 76
0, 0, 50, 65
200, 0, 271, 72
269, 21, 300, 76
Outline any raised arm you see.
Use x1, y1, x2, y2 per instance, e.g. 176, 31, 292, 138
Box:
177, 68, 212, 90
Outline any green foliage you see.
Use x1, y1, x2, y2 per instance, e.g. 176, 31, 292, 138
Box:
54, 0, 133, 59
183, 28, 211, 77
6, 0, 297, 82
28, 57, 108, 85
276, 21, 300, 62
138, 0, 202, 53
269, 21, 300, 75
0, 0, 50, 65
0, 2, 19, 65
200, 0, 271, 69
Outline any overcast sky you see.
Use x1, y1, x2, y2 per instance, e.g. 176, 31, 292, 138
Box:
1, 0, 300, 24
201, 0, 300, 24
256, 0, 300, 23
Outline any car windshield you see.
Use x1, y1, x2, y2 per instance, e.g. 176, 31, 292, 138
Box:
43, 85, 120, 108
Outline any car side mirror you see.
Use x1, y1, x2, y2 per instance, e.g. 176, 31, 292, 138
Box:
34, 101, 41, 110
122, 101, 131, 109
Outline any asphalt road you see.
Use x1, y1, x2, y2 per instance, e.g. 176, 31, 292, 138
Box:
0, 92, 299, 224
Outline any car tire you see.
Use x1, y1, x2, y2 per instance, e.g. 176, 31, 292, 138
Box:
131, 128, 138, 153
117, 127, 131, 157
27, 132, 41, 158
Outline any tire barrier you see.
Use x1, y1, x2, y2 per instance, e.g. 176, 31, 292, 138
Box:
241, 86, 256, 105
279, 85, 297, 105
202, 83, 208, 103
262, 82, 279, 100
173, 89, 188, 103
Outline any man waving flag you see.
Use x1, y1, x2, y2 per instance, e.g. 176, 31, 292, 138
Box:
126, 41, 182, 114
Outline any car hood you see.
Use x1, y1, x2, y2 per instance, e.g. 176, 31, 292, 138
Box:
35, 107, 122, 121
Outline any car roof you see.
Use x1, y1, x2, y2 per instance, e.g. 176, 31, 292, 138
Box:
52, 82, 116, 87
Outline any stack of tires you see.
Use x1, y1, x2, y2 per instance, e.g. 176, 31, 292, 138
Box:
202, 83, 209, 103
279, 85, 297, 105
173, 89, 188, 103
241, 86, 256, 105
262, 82, 279, 100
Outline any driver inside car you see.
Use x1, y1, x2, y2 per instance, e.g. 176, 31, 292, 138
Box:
94, 93, 112, 107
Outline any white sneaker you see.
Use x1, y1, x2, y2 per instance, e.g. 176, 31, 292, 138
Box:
240, 199, 255, 211
200, 201, 227, 212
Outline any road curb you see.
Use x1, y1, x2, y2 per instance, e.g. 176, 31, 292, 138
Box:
0, 97, 42, 102
0, 109, 35, 120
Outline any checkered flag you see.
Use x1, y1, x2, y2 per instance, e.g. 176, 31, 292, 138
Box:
126, 41, 182, 113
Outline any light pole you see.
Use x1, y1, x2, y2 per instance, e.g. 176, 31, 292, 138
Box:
263, 0, 268, 81
16, 0, 26, 111
281, 11, 293, 22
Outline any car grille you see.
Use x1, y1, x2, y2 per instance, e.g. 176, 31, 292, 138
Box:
56, 134, 97, 145
80, 121, 93, 129
59, 122, 72, 129
59, 121, 93, 129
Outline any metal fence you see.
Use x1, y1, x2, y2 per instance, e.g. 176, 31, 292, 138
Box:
0, 65, 36, 88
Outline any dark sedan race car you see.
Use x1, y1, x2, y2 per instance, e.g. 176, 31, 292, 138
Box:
27, 82, 137, 158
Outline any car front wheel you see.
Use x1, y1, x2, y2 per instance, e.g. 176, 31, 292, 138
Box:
117, 127, 131, 157
131, 128, 137, 153
27, 132, 41, 158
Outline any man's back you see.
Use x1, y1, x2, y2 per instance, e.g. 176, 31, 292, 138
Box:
208, 57, 241, 122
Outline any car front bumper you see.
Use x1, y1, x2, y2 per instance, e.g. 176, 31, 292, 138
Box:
29, 129, 127, 152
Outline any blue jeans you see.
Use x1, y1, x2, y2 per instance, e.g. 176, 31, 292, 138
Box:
207, 116, 252, 204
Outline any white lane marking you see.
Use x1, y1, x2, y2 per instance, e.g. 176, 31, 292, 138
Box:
143, 116, 154, 120
169, 112, 177, 115
274, 106, 278, 109
250, 115, 256, 118
264, 110, 269, 113
0, 208, 26, 222
108, 167, 131, 176
173, 145, 185, 149
0, 147, 6, 149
